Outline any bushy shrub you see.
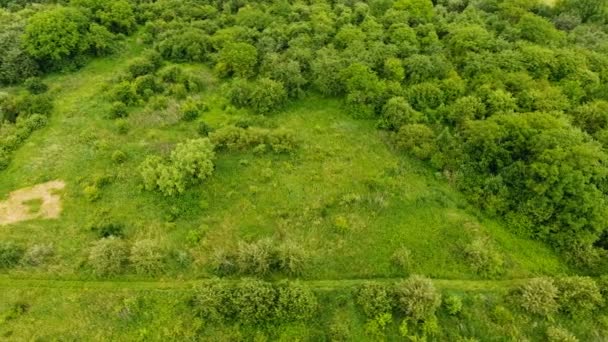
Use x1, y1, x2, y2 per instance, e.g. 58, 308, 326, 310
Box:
89, 218, 124, 237
393, 275, 441, 321
463, 238, 504, 277
0, 241, 25, 269
355, 282, 393, 318
216, 42, 258, 78
235, 239, 274, 275
395, 124, 436, 160
128, 54, 161, 78
275, 241, 309, 276
24, 77, 48, 94
180, 98, 208, 121
210, 126, 297, 154
129, 239, 165, 275
197, 121, 212, 137
391, 246, 412, 271
88, 237, 129, 276
111, 150, 127, 164
443, 294, 463, 315
249, 78, 288, 115
380, 97, 423, 130
514, 277, 559, 317
140, 138, 216, 196
108, 81, 138, 105
556, 277, 603, 316
193, 280, 232, 322
546, 326, 579, 342
23, 243, 54, 266
231, 278, 276, 325
109, 101, 128, 119
275, 282, 318, 322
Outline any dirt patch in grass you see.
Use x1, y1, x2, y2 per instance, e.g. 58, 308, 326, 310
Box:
0, 180, 66, 226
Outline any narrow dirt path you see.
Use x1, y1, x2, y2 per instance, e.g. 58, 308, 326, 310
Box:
0, 275, 533, 292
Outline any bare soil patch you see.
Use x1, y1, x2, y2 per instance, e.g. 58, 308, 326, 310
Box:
0, 180, 66, 226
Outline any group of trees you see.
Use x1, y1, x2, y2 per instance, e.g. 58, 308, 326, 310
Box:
0, 0, 136, 86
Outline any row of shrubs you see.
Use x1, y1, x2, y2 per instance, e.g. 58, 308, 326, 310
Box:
514, 276, 607, 318
192, 278, 318, 325
210, 239, 309, 277
0, 241, 54, 269
88, 236, 168, 276
0, 114, 48, 170
209, 125, 297, 154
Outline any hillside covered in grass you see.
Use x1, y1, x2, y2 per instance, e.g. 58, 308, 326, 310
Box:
2, 0, 608, 340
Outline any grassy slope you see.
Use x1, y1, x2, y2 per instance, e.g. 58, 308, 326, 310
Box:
0, 39, 584, 339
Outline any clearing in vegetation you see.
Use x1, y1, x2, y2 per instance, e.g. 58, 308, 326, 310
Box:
0, 180, 65, 226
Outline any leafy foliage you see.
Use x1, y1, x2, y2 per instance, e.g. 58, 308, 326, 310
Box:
140, 138, 216, 196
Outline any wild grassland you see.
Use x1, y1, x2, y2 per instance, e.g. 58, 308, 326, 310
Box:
0, 39, 570, 282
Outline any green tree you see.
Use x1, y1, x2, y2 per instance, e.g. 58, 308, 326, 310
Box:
216, 42, 258, 78
24, 6, 90, 63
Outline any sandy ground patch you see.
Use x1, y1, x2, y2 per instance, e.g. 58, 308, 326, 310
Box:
0, 180, 66, 226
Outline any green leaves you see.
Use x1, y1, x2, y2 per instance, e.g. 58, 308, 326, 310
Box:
140, 138, 216, 196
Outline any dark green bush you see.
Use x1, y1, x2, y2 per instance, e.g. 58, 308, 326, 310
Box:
395, 124, 436, 160
109, 101, 128, 119
24, 77, 48, 94
0, 241, 25, 269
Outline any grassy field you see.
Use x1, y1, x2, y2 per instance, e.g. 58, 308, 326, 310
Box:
0, 39, 571, 282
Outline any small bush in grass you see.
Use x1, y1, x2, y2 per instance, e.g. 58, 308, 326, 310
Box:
115, 119, 129, 134
90, 221, 124, 238
231, 278, 277, 325
129, 239, 165, 275
275, 240, 309, 276
210, 248, 238, 276
275, 282, 318, 322
391, 246, 412, 271
463, 238, 504, 277
83, 185, 101, 202
193, 280, 232, 322
197, 121, 212, 136
24, 77, 48, 94
393, 275, 441, 321
0, 241, 25, 269
395, 124, 436, 160
235, 239, 274, 275
109, 101, 128, 118
23, 243, 54, 266
329, 318, 352, 342
363, 312, 392, 340
546, 326, 579, 342
443, 294, 463, 315
88, 237, 129, 276
355, 282, 393, 318
514, 277, 559, 317
556, 276, 603, 316
180, 98, 208, 121
112, 150, 127, 164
